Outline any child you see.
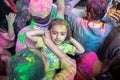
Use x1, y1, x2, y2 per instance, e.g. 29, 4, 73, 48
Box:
16, 0, 65, 53
65, 0, 120, 53
26, 18, 85, 79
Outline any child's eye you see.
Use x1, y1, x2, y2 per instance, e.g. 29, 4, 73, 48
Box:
61, 33, 66, 36
52, 32, 57, 35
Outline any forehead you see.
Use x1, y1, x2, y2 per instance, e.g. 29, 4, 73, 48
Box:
51, 24, 67, 32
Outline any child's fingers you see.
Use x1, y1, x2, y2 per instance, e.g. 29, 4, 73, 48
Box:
44, 28, 50, 37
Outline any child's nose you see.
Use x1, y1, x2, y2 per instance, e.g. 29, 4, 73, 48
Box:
57, 34, 61, 39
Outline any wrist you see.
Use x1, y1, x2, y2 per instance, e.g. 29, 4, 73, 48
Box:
70, 37, 73, 42
8, 23, 13, 27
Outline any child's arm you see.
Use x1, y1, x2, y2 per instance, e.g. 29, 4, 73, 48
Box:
70, 37, 85, 54
6, 13, 16, 41
26, 30, 44, 42
56, 0, 65, 19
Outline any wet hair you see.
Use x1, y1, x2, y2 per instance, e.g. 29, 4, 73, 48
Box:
96, 56, 120, 80
8, 48, 45, 80
86, 0, 108, 20
48, 18, 71, 40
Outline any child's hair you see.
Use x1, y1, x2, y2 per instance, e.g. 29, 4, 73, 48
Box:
96, 56, 120, 80
8, 48, 45, 80
48, 18, 71, 40
86, 0, 108, 20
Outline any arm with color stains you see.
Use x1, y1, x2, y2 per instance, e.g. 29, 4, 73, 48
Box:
26, 29, 44, 42
70, 37, 85, 54
65, 0, 81, 10
56, 0, 65, 19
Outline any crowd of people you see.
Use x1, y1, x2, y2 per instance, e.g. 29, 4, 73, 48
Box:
0, 0, 120, 80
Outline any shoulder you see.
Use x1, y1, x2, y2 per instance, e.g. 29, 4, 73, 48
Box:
18, 26, 32, 34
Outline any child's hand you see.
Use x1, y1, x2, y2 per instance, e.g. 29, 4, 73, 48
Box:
6, 13, 16, 27
42, 28, 54, 46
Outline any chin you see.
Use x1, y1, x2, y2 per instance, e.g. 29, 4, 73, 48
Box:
54, 42, 60, 45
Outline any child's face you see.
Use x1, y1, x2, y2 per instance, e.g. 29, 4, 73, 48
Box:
50, 24, 67, 45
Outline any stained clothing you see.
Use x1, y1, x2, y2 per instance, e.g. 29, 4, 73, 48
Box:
0, 29, 15, 48
36, 37, 76, 80
65, 10, 116, 53
0, 28, 14, 76
15, 25, 45, 53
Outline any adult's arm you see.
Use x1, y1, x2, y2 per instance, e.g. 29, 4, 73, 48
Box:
65, 0, 81, 10
26, 30, 44, 42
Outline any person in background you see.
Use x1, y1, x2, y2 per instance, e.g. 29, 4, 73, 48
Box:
64, 0, 119, 53
0, 12, 16, 79
0, 0, 18, 55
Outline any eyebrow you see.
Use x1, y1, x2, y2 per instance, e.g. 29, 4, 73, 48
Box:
52, 30, 67, 33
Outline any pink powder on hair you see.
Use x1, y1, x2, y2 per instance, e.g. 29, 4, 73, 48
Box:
28, 0, 52, 18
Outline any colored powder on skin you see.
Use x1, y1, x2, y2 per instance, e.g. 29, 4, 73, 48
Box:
56, 25, 67, 32
30, 20, 35, 29
18, 32, 26, 43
